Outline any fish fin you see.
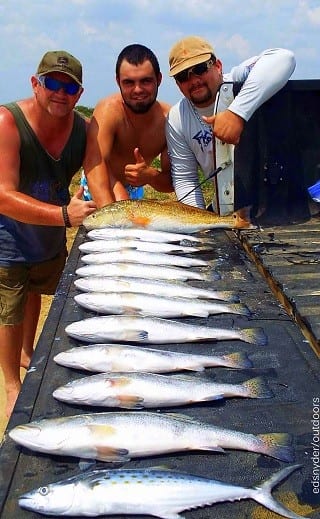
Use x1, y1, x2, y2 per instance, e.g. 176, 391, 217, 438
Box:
118, 395, 145, 409
122, 330, 149, 342
78, 459, 96, 471
165, 412, 202, 423
229, 303, 252, 317
203, 270, 221, 281
95, 445, 131, 462
153, 512, 183, 519
239, 327, 268, 346
129, 215, 151, 227
87, 424, 118, 437
222, 352, 253, 369
198, 446, 225, 453
189, 310, 210, 318
122, 306, 142, 315
213, 291, 240, 303
242, 376, 274, 399
252, 464, 307, 519
107, 377, 131, 387
256, 433, 295, 462
201, 394, 224, 402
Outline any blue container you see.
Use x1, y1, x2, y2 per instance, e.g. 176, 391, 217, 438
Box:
80, 170, 144, 201
308, 180, 320, 202
126, 185, 144, 200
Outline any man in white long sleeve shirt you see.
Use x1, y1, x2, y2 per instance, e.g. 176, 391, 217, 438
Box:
166, 36, 296, 218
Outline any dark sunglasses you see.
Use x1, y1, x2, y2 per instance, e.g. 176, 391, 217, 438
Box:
37, 75, 81, 95
174, 58, 215, 83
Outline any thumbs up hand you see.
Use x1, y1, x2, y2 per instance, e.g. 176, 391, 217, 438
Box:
124, 147, 150, 186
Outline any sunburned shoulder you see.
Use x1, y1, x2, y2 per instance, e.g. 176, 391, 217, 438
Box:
94, 93, 123, 113
158, 100, 172, 116
92, 94, 125, 123
0, 98, 28, 127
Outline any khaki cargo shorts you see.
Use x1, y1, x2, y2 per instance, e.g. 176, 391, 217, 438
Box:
0, 249, 67, 325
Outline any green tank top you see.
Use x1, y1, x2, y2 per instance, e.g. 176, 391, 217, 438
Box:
0, 102, 86, 264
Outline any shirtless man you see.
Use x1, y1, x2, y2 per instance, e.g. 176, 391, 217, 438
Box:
84, 43, 173, 207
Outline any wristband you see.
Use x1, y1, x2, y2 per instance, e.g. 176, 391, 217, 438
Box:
62, 205, 72, 228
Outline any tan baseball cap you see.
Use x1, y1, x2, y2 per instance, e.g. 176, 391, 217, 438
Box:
169, 36, 214, 77
37, 50, 83, 85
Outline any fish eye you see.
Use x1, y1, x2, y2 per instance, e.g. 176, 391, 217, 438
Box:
39, 486, 49, 496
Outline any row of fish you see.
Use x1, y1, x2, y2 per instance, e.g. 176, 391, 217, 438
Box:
11, 201, 306, 517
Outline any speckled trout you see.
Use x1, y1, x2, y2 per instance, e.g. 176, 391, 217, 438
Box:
9, 411, 294, 463
52, 373, 273, 408
53, 343, 253, 373
74, 276, 239, 302
80, 250, 209, 268
87, 227, 210, 243
18, 465, 306, 518
74, 292, 250, 318
83, 199, 254, 233
65, 315, 267, 346
79, 239, 204, 254
75, 263, 220, 282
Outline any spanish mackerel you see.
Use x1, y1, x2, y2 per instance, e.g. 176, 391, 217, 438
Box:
54, 343, 253, 373
83, 199, 254, 233
9, 411, 294, 462
65, 315, 267, 346
74, 276, 239, 302
18, 465, 306, 518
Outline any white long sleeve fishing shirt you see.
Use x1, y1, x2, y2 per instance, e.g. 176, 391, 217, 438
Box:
166, 48, 296, 208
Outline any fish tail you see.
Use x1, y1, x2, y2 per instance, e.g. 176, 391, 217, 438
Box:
202, 269, 221, 281
242, 376, 274, 399
229, 303, 251, 317
221, 291, 240, 303
257, 432, 295, 462
221, 352, 253, 369
209, 291, 239, 302
232, 212, 257, 230
240, 327, 268, 346
251, 464, 307, 519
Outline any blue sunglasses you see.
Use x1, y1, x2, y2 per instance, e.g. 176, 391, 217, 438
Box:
37, 75, 81, 95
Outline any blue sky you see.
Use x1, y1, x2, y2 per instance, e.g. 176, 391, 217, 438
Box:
0, 0, 319, 108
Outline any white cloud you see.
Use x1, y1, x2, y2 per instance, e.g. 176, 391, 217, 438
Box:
306, 6, 320, 25
0, 0, 319, 106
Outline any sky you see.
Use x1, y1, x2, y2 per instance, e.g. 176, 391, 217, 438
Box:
0, 0, 319, 109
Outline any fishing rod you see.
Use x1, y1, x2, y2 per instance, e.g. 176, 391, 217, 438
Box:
177, 160, 232, 203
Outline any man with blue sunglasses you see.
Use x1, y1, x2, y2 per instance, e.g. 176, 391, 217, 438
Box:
166, 36, 296, 221
0, 50, 96, 418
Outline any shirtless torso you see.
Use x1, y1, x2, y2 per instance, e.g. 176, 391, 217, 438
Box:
84, 50, 173, 208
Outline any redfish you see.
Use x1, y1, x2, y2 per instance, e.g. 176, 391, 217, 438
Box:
83, 199, 254, 233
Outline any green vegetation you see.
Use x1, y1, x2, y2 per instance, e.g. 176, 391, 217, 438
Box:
76, 106, 93, 118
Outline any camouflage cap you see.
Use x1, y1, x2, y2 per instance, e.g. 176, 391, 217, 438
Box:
37, 50, 82, 85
